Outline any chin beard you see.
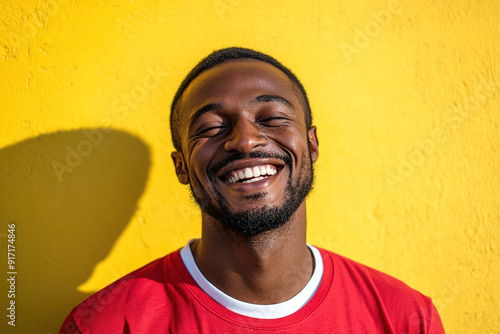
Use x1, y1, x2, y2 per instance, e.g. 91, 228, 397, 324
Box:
190, 152, 314, 238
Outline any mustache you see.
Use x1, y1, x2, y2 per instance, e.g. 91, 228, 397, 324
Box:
208, 151, 292, 179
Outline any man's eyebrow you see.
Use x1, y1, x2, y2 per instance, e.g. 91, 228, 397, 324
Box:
189, 102, 223, 127
252, 94, 293, 108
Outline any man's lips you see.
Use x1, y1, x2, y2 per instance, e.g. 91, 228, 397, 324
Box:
214, 158, 285, 185
209, 152, 291, 188
226, 164, 278, 184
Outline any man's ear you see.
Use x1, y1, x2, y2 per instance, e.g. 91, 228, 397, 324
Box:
308, 126, 319, 163
171, 151, 189, 185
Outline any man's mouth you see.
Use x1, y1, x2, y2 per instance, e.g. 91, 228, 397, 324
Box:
225, 164, 278, 184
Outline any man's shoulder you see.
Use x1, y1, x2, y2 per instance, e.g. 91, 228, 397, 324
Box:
60, 248, 183, 333
318, 247, 428, 298
318, 248, 417, 292
316, 247, 443, 332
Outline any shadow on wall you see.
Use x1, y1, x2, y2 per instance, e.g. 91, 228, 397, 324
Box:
0, 129, 150, 333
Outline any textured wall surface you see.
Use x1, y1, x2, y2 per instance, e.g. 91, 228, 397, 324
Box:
0, 0, 498, 333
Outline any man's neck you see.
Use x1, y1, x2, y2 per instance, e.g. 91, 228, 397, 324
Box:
191, 204, 313, 305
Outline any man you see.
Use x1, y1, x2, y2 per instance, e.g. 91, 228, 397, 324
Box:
61, 47, 445, 333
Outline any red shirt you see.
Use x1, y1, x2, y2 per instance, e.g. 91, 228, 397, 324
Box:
60, 247, 445, 333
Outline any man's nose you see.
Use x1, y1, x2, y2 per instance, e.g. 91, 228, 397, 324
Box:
224, 120, 267, 153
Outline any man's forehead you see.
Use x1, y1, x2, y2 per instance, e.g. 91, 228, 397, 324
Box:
179, 59, 299, 115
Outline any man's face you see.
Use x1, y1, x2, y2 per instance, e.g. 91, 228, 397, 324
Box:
172, 59, 318, 237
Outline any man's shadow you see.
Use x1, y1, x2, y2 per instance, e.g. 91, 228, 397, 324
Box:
0, 129, 150, 333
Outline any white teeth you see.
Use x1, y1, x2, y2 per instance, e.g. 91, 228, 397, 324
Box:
242, 176, 264, 183
253, 166, 261, 177
244, 168, 253, 178
227, 164, 278, 183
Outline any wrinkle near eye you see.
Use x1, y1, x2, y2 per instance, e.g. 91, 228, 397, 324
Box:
195, 125, 228, 137
190, 113, 225, 136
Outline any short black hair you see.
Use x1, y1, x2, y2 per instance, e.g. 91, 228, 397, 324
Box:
170, 47, 312, 151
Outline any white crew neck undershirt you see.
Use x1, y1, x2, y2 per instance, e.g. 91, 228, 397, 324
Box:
180, 239, 323, 319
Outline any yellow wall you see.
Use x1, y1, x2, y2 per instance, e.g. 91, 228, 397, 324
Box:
0, 0, 498, 332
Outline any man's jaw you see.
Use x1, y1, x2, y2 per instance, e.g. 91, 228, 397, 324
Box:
196, 153, 313, 238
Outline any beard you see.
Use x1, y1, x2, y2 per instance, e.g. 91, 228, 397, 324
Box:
188, 150, 315, 238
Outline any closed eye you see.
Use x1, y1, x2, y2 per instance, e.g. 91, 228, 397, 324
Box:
260, 117, 290, 127
195, 125, 229, 137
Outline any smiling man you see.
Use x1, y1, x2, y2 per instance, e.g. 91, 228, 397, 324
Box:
60, 47, 445, 333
